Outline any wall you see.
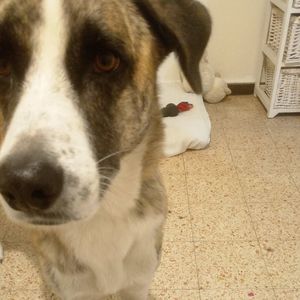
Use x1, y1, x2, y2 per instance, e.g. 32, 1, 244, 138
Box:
158, 0, 268, 84
206, 0, 268, 83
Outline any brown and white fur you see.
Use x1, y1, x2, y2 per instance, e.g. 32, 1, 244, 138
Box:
0, 0, 211, 299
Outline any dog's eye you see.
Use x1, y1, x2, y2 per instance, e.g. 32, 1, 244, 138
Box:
94, 52, 120, 73
0, 59, 11, 77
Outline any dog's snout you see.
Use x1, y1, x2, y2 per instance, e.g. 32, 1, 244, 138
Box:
0, 153, 64, 212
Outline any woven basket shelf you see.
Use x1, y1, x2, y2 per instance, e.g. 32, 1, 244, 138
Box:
294, 0, 300, 8
267, 6, 300, 63
264, 57, 300, 109
255, 0, 300, 117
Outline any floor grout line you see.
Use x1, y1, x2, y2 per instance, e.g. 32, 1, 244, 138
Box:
182, 153, 203, 299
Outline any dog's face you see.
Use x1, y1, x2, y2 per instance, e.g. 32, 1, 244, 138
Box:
0, 0, 210, 226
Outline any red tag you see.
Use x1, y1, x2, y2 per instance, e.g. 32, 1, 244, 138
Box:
177, 102, 194, 112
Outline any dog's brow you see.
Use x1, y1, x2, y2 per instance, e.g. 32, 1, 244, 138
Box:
79, 20, 134, 61
0, 19, 16, 39
0, 19, 28, 60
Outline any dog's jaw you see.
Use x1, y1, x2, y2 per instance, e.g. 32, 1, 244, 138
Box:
0, 0, 101, 225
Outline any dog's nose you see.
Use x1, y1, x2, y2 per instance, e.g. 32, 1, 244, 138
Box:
0, 155, 64, 212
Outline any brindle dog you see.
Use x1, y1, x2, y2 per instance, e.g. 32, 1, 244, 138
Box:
0, 0, 211, 299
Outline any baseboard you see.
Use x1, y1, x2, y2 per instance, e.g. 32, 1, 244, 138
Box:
228, 83, 255, 95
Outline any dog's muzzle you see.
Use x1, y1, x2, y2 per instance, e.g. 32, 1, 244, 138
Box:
0, 148, 64, 214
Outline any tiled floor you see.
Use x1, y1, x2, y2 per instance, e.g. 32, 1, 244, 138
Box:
1, 96, 300, 299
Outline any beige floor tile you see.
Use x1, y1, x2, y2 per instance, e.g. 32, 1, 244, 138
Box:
0, 289, 54, 300
205, 103, 220, 123
274, 289, 300, 300
0, 242, 44, 291
216, 96, 265, 114
248, 202, 299, 241
1, 288, 58, 300
164, 200, 193, 242
200, 289, 276, 300
195, 241, 271, 290
161, 173, 193, 241
183, 148, 233, 176
216, 106, 268, 131
190, 202, 256, 241
291, 172, 300, 191
266, 114, 300, 129
231, 148, 287, 176
225, 129, 275, 151
218, 96, 265, 112
221, 117, 268, 131
161, 172, 187, 200
268, 129, 300, 150
273, 201, 300, 240
185, 158, 237, 178
152, 242, 198, 290
150, 289, 200, 300
239, 173, 298, 203
159, 155, 185, 175
262, 240, 300, 289
208, 124, 229, 152
186, 173, 244, 205
276, 146, 300, 174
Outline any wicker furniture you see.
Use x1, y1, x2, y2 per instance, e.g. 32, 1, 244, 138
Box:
255, 0, 300, 118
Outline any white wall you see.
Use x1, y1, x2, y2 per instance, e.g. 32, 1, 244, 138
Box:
206, 0, 268, 83
158, 0, 268, 84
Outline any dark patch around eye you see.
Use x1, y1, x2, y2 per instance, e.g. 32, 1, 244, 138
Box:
0, 1, 40, 83
0, 20, 31, 122
0, 22, 31, 82
65, 20, 134, 94
0, 1, 40, 126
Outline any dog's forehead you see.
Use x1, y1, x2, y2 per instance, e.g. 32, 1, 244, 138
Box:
64, 0, 143, 51
0, 0, 41, 40
0, 0, 40, 16
0, 0, 143, 46
64, 0, 136, 28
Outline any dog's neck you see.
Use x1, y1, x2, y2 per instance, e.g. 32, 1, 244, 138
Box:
100, 140, 147, 218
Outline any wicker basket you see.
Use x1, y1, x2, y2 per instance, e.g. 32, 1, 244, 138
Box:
264, 57, 275, 97
267, 7, 300, 63
294, 0, 300, 8
264, 57, 300, 109
275, 68, 300, 108
284, 16, 300, 63
267, 7, 284, 53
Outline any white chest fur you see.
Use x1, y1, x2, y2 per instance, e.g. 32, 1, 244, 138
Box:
48, 145, 164, 299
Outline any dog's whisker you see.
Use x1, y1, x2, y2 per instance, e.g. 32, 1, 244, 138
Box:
96, 150, 126, 166
98, 167, 117, 171
97, 167, 118, 175
101, 175, 112, 181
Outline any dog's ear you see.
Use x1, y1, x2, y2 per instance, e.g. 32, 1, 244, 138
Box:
133, 0, 211, 94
